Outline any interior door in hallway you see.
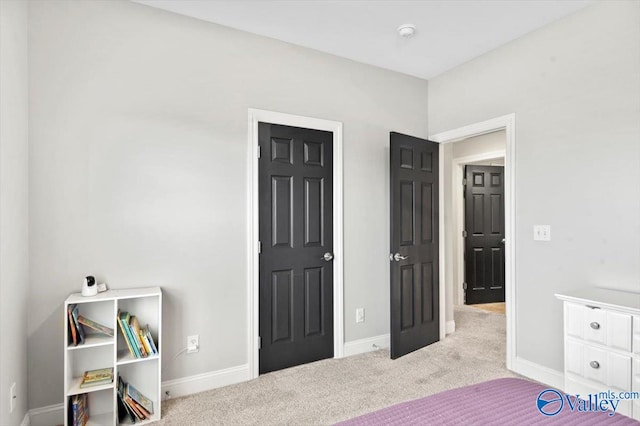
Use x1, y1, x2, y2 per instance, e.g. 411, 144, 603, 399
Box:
389, 132, 440, 359
464, 165, 505, 305
258, 122, 334, 374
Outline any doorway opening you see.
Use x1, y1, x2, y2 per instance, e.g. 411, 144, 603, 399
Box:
450, 133, 506, 308
430, 114, 516, 370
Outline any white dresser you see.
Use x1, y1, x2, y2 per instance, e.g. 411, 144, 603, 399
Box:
556, 287, 640, 420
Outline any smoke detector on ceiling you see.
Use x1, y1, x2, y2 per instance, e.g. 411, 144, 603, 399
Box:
397, 24, 416, 38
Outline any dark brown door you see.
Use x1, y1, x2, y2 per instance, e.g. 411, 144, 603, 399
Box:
258, 122, 334, 374
464, 165, 505, 305
390, 132, 439, 359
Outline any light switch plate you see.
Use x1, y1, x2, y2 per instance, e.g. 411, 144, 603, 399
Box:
533, 225, 551, 241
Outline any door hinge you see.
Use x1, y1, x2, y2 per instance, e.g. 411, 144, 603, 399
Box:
463, 178, 467, 186
462, 230, 468, 238
258, 241, 262, 253
258, 336, 262, 349
463, 282, 467, 290
257, 145, 261, 158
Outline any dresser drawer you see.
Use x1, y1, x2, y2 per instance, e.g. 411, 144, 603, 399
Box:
565, 303, 632, 351
565, 340, 632, 390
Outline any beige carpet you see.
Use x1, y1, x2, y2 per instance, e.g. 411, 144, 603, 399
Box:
159, 306, 518, 425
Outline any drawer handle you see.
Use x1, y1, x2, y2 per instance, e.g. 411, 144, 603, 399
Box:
590, 360, 600, 369
590, 322, 600, 330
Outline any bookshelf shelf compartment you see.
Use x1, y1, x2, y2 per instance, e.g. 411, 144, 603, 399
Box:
67, 334, 114, 350
67, 377, 115, 396
117, 351, 159, 366
118, 415, 160, 426
86, 412, 115, 426
64, 287, 162, 426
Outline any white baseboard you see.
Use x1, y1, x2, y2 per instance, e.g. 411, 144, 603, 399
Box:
28, 403, 63, 426
20, 411, 30, 426
511, 356, 564, 390
27, 364, 251, 424
161, 363, 250, 400
343, 334, 390, 357
446, 320, 455, 335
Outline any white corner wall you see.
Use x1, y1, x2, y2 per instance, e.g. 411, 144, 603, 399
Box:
429, 0, 640, 373
27, 0, 428, 410
0, 0, 30, 424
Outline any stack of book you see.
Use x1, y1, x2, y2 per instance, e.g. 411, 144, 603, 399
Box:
117, 375, 154, 423
117, 310, 158, 358
67, 304, 114, 346
79, 367, 114, 389
68, 393, 89, 426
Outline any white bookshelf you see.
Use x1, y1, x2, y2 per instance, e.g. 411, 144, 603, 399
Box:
64, 287, 162, 425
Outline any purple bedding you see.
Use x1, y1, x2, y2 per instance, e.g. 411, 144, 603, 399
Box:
336, 378, 638, 425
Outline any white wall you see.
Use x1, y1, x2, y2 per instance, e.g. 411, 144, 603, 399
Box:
442, 131, 505, 325
0, 0, 29, 424
451, 131, 506, 159
429, 0, 640, 372
27, 0, 428, 409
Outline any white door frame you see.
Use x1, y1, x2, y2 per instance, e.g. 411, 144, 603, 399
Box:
430, 113, 516, 370
452, 150, 506, 306
247, 108, 344, 379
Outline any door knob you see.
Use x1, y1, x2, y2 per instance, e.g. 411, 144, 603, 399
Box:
321, 252, 334, 262
501, 238, 506, 244
389, 253, 409, 262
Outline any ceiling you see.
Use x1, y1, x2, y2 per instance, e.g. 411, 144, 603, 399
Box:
133, 0, 594, 79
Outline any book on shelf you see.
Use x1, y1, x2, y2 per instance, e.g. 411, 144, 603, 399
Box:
117, 375, 153, 423
119, 311, 141, 358
126, 382, 154, 415
71, 305, 85, 345
68, 305, 78, 346
80, 367, 114, 388
67, 304, 85, 346
68, 393, 89, 426
117, 310, 137, 357
117, 376, 136, 423
117, 310, 158, 359
130, 316, 148, 357
77, 315, 114, 337
145, 325, 158, 354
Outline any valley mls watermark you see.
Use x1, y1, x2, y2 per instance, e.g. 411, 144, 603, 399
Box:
536, 389, 640, 417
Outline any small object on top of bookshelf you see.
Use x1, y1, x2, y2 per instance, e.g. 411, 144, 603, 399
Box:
117, 375, 154, 423
81, 276, 98, 297
80, 367, 114, 388
78, 315, 114, 337
118, 310, 158, 359
68, 393, 89, 426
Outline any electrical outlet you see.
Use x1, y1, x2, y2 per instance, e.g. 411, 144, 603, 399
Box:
356, 308, 365, 323
9, 382, 16, 413
187, 335, 199, 353
533, 225, 551, 241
